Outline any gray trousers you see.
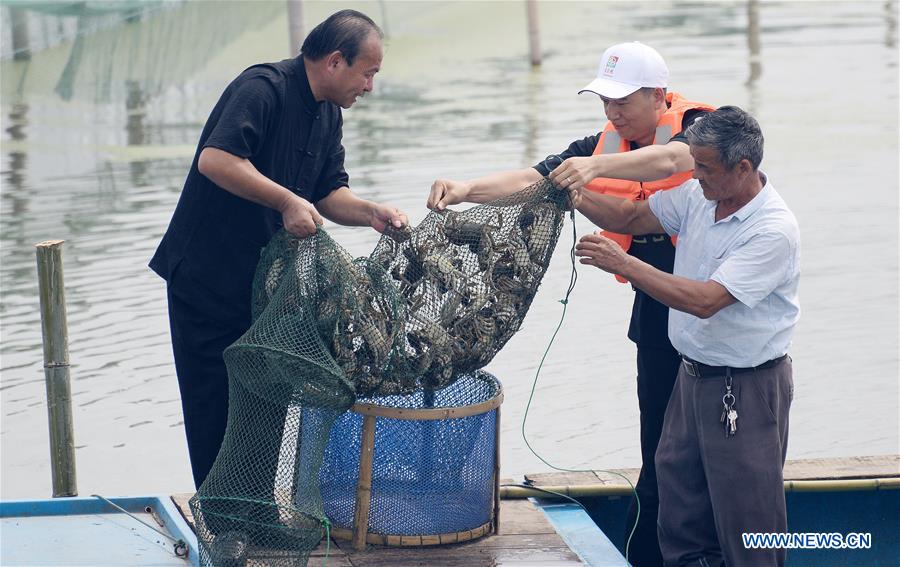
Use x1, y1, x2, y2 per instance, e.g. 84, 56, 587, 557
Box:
656, 357, 793, 567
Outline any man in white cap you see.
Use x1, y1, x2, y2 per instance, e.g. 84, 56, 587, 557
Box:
428, 42, 713, 566
575, 105, 798, 567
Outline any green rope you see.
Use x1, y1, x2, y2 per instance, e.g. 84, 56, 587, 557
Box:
519, 210, 641, 565
321, 518, 331, 566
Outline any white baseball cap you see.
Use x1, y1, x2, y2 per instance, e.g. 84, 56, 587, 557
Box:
579, 42, 669, 99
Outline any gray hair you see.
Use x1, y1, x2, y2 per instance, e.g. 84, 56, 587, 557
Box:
685, 106, 764, 170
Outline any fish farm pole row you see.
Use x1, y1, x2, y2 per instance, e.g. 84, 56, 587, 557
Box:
284, 1, 539, 65
35, 240, 78, 498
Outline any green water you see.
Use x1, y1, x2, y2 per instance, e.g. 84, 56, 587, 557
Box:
1, 1, 897, 499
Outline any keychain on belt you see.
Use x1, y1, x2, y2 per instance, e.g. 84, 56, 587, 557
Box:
720, 368, 739, 437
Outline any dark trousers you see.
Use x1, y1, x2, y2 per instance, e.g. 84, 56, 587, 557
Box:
625, 344, 681, 567
167, 285, 245, 489
166, 262, 253, 489
656, 358, 792, 567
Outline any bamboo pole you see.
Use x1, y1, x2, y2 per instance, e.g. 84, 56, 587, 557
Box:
492, 404, 501, 534
10, 7, 31, 61
287, 0, 304, 57
526, 0, 541, 66
352, 393, 501, 420
35, 240, 77, 497
490, 385, 503, 534
378, 0, 390, 38
329, 520, 492, 547
499, 477, 900, 500
352, 414, 377, 550
746, 0, 761, 85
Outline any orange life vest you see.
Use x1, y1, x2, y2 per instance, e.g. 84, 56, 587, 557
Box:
584, 91, 714, 283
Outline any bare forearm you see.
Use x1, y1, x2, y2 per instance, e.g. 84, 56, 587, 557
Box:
550, 142, 692, 194
198, 147, 294, 212
577, 192, 637, 232
466, 168, 543, 203
620, 257, 734, 319
593, 143, 690, 182
578, 192, 665, 235
315, 187, 374, 226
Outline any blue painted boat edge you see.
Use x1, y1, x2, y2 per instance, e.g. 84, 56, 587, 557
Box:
0, 495, 199, 566
534, 498, 630, 567
156, 494, 200, 567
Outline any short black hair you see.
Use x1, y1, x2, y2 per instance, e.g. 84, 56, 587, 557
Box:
300, 10, 383, 66
685, 105, 764, 170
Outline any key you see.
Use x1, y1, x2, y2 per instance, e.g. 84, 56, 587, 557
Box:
727, 408, 739, 436
722, 406, 731, 437
721, 403, 731, 437
721, 391, 735, 430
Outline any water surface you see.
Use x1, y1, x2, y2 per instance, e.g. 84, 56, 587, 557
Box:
2, 1, 897, 499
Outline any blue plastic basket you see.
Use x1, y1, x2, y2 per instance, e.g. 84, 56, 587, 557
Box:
320, 370, 502, 546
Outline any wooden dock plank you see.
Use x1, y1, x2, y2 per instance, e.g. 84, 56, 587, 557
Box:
309, 540, 349, 559
525, 455, 900, 490
335, 546, 581, 566
307, 558, 353, 567
781, 455, 899, 480
332, 533, 581, 566
325, 497, 582, 565
246, 552, 352, 567
496, 497, 558, 535
172, 494, 581, 565
523, 469, 639, 488
172, 456, 896, 566
170, 493, 194, 530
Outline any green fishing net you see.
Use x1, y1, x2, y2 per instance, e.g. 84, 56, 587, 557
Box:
189, 178, 569, 565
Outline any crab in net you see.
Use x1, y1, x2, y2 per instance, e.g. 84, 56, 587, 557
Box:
255, 177, 571, 399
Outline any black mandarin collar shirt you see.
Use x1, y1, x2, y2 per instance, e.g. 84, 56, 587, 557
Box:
294, 58, 319, 116
150, 56, 348, 309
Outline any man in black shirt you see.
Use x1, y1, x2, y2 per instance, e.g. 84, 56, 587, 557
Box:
150, 10, 408, 490
428, 42, 711, 566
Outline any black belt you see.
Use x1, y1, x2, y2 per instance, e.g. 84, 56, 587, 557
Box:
681, 354, 788, 378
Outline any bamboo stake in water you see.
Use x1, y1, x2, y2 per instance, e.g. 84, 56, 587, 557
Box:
10, 7, 31, 61
35, 240, 77, 497
287, 0, 304, 57
747, 0, 761, 86
526, 0, 542, 66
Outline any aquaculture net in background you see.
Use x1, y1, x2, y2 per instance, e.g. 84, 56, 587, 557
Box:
189, 178, 570, 566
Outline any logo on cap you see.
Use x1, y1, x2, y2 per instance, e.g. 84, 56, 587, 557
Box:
603, 55, 619, 77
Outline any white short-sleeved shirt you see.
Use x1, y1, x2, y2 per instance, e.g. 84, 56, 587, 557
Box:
648, 176, 800, 367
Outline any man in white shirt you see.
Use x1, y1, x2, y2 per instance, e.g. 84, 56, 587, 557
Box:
574, 106, 800, 566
